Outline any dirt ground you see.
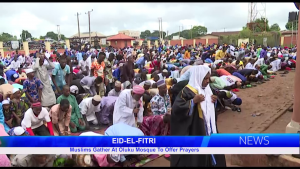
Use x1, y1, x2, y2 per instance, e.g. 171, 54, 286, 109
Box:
143, 70, 296, 167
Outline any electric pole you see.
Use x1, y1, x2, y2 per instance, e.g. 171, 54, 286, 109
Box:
57, 25, 61, 41
190, 25, 192, 39
85, 9, 93, 44
75, 12, 81, 38
161, 18, 163, 40
179, 26, 181, 39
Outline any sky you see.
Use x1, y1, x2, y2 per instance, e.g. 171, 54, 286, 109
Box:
0, 3, 297, 38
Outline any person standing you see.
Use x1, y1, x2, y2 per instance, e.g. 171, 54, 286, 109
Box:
104, 53, 115, 95
33, 55, 56, 108
90, 52, 106, 97
23, 69, 43, 103
171, 65, 226, 167
52, 57, 70, 94
120, 54, 134, 84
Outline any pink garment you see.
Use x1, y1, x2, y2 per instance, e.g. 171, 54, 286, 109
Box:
0, 124, 10, 167
0, 124, 8, 136
93, 154, 116, 167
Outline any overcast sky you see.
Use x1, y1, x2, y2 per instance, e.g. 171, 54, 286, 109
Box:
0, 3, 297, 38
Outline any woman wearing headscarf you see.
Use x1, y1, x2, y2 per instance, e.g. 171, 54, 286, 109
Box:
170, 65, 226, 167
0, 124, 11, 167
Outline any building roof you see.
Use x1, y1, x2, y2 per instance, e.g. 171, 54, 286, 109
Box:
210, 31, 240, 36
106, 33, 135, 41
69, 32, 106, 38
280, 30, 298, 35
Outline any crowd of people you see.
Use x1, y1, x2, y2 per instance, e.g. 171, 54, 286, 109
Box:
0, 41, 297, 167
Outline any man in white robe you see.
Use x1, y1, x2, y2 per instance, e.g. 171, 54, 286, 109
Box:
113, 85, 144, 127
79, 95, 101, 128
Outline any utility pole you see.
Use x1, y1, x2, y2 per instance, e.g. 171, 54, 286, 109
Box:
161, 18, 163, 40
190, 25, 192, 39
57, 25, 61, 41
224, 28, 226, 32
75, 12, 81, 38
85, 9, 93, 44
179, 26, 181, 39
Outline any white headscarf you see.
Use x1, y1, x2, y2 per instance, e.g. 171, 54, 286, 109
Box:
188, 65, 217, 136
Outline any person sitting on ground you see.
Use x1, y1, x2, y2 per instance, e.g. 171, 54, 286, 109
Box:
12, 154, 56, 167
10, 88, 30, 126
0, 100, 13, 132
23, 69, 43, 103
150, 80, 171, 115
218, 89, 242, 112
108, 81, 122, 97
98, 96, 118, 126
7, 126, 30, 136
79, 95, 102, 130
21, 102, 54, 136
49, 99, 72, 136
57, 85, 86, 133
104, 123, 147, 167
80, 76, 103, 96
139, 110, 171, 136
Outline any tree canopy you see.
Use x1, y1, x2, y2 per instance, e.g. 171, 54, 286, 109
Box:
21, 30, 32, 41
0, 32, 18, 42
40, 31, 66, 41
285, 21, 298, 30
252, 17, 270, 32
270, 23, 281, 31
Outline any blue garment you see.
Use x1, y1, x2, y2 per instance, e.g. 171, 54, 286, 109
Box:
5, 70, 18, 82
76, 52, 83, 61
0, 103, 11, 132
176, 53, 182, 60
136, 56, 146, 69
260, 49, 267, 58
105, 123, 144, 136
232, 72, 246, 82
205, 58, 213, 63
113, 68, 121, 81
178, 68, 191, 82
52, 64, 70, 88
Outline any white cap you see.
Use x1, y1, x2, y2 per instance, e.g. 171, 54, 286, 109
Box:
12, 88, 20, 94
25, 69, 35, 74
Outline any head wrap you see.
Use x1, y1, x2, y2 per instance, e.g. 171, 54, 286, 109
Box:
31, 102, 41, 108
123, 81, 131, 89
25, 69, 35, 74
132, 85, 145, 95
2, 100, 9, 105
115, 81, 121, 88
156, 79, 165, 88
70, 85, 79, 94
188, 65, 216, 135
93, 95, 102, 102
12, 88, 19, 94
162, 69, 168, 73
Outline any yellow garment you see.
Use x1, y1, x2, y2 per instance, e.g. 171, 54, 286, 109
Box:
134, 69, 139, 74
184, 51, 190, 59
215, 50, 226, 60
146, 74, 151, 80
165, 78, 172, 86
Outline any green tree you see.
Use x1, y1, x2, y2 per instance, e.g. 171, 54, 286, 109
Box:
163, 25, 207, 40
21, 30, 32, 41
0, 32, 18, 42
140, 30, 151, 39
40, 31, 66, 41
191, 25, 207, 37
285, 21, 298, 30
270, 23, 281, 31
253, 17, 270, 32
239, 27, 253, 38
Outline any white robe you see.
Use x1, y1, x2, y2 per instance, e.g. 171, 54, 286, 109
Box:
113, 89, 143, 127
79, 97, 101, 123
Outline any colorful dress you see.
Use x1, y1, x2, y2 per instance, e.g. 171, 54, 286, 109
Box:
150, 94, 171, 115
23, 77, 43, 101
10, 99, 31, 126
139, 115, 170, 136
91, 61, 105, 78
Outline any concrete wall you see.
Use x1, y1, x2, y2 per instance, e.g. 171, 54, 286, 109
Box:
109, 40, 132, 49
183, 39, 194, 46
282, 35, 297, 47
0, 42, 3, 57
4, 49, 66, 57
170, 40, 181, 46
